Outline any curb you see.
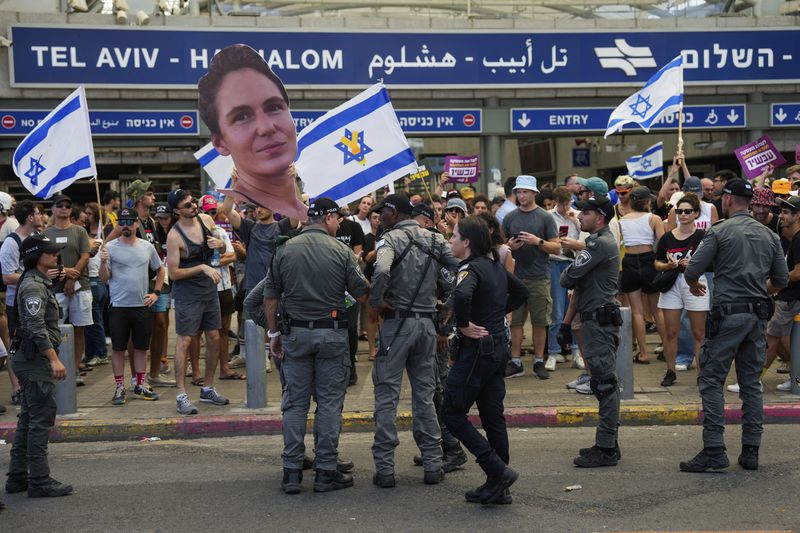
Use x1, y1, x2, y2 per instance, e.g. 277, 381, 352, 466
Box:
1, 403, 799, 443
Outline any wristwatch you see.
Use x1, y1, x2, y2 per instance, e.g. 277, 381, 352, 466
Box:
153, 289, 162, 296
267, 330, 282, 339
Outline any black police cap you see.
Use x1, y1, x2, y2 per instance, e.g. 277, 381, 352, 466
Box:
411, 203, 435, 221
575, 196, 615, 221
307, 197, 346, 217
722, 178, 754, 198
20, 232, 64, 260
370, 194, 413, 215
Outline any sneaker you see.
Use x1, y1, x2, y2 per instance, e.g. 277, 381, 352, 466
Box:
372, 472, 396, 488
566, 373, 591, 390
660, 370, 677, 387
479, 467, 518, 504
96, 356, 109, 365
727, 382, 763, 394
554, 354, 568, 363
423, 468, 444, 485
27, 477, 73, 498
229, 354, 247, 369
159, 362, 171, 375
575, 381, 592, 395
544, 356, 557, 372
130, 377, 137, 393
679, 448, 729, 472
777, 362, 790, 374
579, 441, 621, 460
504, 360, 524, 379
442, 449, 468, 473
281, 468, 303, 494
533, 361, 550, 380
134, 385, 160, 401
105, 337, 112, 345
654, 345, 664, 355
572, 353, 585, 370
83, 357, 101, 366
176, 393, 198, 415
75, 374, 85, 387
147, 374, 177, 388
777, 379, 792, 391
314, 469, 353, 492
111, 386, 126, 406
675, 363, 690, 371
465, 485, 513, 505
574, 445, 619, 468
199, 387, 230, 405
738, 445, 759, 470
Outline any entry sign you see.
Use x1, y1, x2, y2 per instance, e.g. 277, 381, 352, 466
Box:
0, 109, 199, 136
293, 109, 481, 134
573, 148, 591, 168
510, 104, 746, 133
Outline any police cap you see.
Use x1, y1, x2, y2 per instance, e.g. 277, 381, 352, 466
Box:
575, 196, 615, 222
411, 203, 435, 221
20, 232, 64, 260
370, 194, 413, 215
307, 197, 346, 217
722, 178, 754, 198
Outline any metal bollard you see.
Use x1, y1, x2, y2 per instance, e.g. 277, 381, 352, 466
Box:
790, 314, 800, 395
244, 319, 267, 408
615, 307, 634, 400
55, 324, 77, 415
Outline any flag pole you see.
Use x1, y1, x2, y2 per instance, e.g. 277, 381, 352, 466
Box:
677, 103, 684, 158
93, 177, 107, 246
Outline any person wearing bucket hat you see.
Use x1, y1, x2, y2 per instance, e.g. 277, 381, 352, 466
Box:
680, 177, 787, 473
502, 175, 561, 379
750, 188, 779, 234
440, 197, 468, 237
771, 178, 791, 198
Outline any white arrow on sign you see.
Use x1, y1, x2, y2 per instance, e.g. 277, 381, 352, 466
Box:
517, 112, 531, 128
775, 108, 787, 122
726, 109, 739, 123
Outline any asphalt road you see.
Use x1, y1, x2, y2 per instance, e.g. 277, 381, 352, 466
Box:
0, 425, 797, 532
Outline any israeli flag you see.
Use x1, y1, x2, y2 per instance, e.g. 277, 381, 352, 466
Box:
604, 55, 684, 138
295, 83, 417, 205
194, 142, 235, 190
12, 86, 96, 199
626, 142, 664, 180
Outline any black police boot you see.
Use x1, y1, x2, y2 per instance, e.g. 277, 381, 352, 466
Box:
679, 447, 729, 473
465, 484, 513, 505
442, 448, 468, 473
412, 455, 423, 467
281, 469, 303, 495
5, 473, 28, 494
579, 441, 621, 461
480, 467, 518, 505
27, 477, 73, 498
314, 469, 354, 492
302, 455, 314, 470
423, 468, 444, 485
373, 472, 396, 488
574, 445, 619, 468
348, 367, 358, 387
738, 445, 759, 471
337, 457, 355, 474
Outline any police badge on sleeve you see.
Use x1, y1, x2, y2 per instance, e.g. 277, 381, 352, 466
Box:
575, 250, 592, 267
25, 296, 42, 316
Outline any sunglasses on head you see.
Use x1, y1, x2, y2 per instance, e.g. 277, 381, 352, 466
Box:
54, 202, 72, 209
674, 209, 696, 215
118, 219, 135, 227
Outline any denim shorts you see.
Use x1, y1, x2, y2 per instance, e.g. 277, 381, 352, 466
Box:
149, 292, 171, 313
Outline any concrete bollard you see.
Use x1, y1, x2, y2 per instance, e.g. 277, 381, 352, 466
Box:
244, 319, 267, 408
615, 307, 634, 400
55, 324, 77, 415
791, 315, 800, 395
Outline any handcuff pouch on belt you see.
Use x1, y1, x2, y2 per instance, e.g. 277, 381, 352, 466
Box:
596, 304, 623, 327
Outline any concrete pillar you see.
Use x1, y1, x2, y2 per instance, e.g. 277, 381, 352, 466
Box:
482, 96, 503, 196
616, 307, 634, 400
55, 324, 77, 415
790, 315, 800, 395
244, 319, 267, 408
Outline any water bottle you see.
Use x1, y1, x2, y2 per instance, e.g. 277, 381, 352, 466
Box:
344, 292, 356, 309
211, 229, 221, 267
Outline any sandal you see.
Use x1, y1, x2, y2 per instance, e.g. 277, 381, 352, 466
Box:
190, 378, 204, 387
219, 372, 246, 380
633, 355, 651, 365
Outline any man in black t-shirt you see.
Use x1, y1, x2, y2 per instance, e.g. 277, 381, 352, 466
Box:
336, 217, 365, 386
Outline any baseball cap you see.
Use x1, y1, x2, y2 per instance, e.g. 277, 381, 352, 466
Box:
772, 179, 791, 195
631, 186, 652, 201
370, 194, 413, 215
750, 188, 777, 207
459, 186, 475, 201
307, 197, 346, 217
512, 175, 539, 193
722, 178, 754, 198
0, 191, 13, 212
683, 176, 703, 194
118, 207, 137, 222
154, 203, 171, 218
167, 189, 191, 209
584, 177, 609, 197
411, 203, 435, 221
50, 194, 72, 206
575, 196, 615, 221
126, 179, 153, 202
777, 195, 800, 211
20, 232, 64, 260
200, 194, 218, 212
445, 197, 468, 215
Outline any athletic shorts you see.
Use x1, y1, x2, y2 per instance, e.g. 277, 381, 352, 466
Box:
233, 287, 246, 313
149, 293, 171, 313
619, 252, 658, 294
55, 290, 94, 327
174, 297, 221, 336
109, 306, 153, 351
511, 278, 552, 327
766, 299, 800, 338
218, 288, 235, 317
657, 274, 710, 312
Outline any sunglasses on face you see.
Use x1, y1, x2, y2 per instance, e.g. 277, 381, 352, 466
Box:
578, 189, 590, 194
616, 190, 630, 196
54, 202, 72, 209
179, 201, 196, 209
674, 209, 697, 215
208, 209, 218, 216
118, 220, 135, 227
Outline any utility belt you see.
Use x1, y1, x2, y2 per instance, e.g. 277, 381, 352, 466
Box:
288, 319, 349, 330
381, 310, 435, 321
449, 330, 508, 362
580, 304, 623, 327
707, 300, 772, 337
8, 330, 38, 362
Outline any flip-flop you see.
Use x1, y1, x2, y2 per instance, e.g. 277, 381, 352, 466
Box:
633, 355, 651, 365
219, 372, 246, 380
191, 378, 204, 386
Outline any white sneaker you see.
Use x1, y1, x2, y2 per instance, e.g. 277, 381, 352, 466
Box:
566, 373, 591, 389
727, 382, 763, 394
545, 355, 557, 372
555, 354, 568, 364
575, 381, 592, 395
84, 357, 101, 366
229, 355, 246, 368
675, 363, 689, 371
777, 379, 792, 391
147, 374, 177, 388
572, 354, 585, 370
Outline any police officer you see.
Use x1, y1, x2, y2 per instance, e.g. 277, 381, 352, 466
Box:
559, 196, 623, 468
6, 233, 73, 498
369, 194, 459, 488
680, 178, 788, 472
443, 216, 529, 505
264, 197, 369, 495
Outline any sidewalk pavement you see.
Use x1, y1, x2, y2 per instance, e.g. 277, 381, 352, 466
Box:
1, 329, 799, 443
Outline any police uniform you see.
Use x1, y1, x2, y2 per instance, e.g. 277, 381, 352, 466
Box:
560, 197, 622, 467
681, 179, 788, 472
264, 198, 369, 493
369, 195, 460, 484
443, 254, 528, 504
7, 234, 73, 497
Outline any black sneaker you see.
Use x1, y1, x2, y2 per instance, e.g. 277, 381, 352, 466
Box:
574, 445, 618, 468
5, 474, 27, 494
504, 360, 524, 378
442, 449, 468, 473
372, 472, 395, 488
281, 468, 303, 494
679, 448, 729, 473
480, 467, 518, 504
27, 477, 73, 498
660, 370, 677, 387
738, 445, 759, 470
423, 468, 444, 485
314, 469, 354, 492
579, 441, 621, 461
533, 361, 550, 380
465, 485, 513, 505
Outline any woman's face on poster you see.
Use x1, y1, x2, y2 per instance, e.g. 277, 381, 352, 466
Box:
212, 67, 297, 180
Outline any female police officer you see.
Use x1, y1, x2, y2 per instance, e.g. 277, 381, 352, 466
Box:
442, 216, 528, 505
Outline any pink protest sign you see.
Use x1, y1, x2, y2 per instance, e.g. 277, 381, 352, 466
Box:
795, 144, 800, 164
444, 155, 480, 183
734, 135, 787, 180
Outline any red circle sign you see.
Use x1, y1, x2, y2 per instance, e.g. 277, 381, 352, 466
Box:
180, 115, 194, 129
462, 114, 475, 128
2, 115, 16, 129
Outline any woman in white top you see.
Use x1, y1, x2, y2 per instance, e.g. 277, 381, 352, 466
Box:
665, 177, 718, 232
618, 186, 666, 365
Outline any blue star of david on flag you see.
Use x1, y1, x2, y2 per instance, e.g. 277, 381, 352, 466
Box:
629, 94, 653, 119
640, 159, 652, 170
335, 129, 372, 166
24, 156, 46, 187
